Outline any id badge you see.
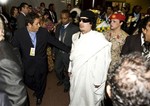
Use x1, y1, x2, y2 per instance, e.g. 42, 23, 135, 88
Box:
30, 47, 35, 56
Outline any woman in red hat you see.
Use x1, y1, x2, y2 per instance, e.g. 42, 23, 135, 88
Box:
103, 11, 129, 106
103, 11, 128, 76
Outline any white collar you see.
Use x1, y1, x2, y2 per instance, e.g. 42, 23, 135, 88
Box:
141, 33, 144, 46
20, 12, 26, 16
63, 22, 70, 29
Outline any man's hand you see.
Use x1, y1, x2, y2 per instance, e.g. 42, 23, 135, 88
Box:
106, 85, 111, 98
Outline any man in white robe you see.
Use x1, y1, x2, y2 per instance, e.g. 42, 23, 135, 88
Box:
68, 10, 112, 106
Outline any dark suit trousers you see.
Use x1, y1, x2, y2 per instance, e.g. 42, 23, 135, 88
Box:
24, 72, 47, 99
55, 51, 70, 89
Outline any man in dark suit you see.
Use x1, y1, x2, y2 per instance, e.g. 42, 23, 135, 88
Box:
121, 16, 150, 59
48, 3, 57, 24
0, 17, 28, 106
54, 9, 79, 92
127, 5, 142, 35
121, 34, 143, 55
17, 2, 29, 29
11, 12, 70, 105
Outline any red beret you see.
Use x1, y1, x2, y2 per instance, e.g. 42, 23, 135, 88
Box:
109, 13, 126, 21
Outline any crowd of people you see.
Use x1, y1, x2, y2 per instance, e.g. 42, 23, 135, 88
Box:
0, 1, 150, 106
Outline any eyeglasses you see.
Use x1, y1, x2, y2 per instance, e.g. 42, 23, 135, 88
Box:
79, 18, 91, 23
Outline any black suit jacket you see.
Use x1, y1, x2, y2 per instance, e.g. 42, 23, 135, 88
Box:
54, 23, 79, 54
55, 23, 79, 46
17, 13, 26, 29
48, 10, 57, 23
121, 34, 143, 55
127, 13, 142, 35
0, 41, 27, 106
12, 27, 70, 75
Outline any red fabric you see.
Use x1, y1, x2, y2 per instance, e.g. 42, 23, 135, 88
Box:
109, 13, 126, 21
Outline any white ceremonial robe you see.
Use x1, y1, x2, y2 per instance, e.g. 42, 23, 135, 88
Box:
68, 30, 112, 106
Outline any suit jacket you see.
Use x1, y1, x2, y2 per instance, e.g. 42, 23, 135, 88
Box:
54, 22, 79, 54
17, 13, 26, 29
48, 10, 57, 23
121, 34, 143, 55
127, 13, 142, 35
0, 41, 27, 106
12, 27, 70, 76
55, 23, 79, 46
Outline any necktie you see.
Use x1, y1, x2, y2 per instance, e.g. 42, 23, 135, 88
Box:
60, 25, 65, 41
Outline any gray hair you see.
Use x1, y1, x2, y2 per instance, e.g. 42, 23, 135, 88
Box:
110, 52, 150, 106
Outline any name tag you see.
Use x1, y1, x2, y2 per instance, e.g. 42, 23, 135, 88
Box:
30, 47, 35, 56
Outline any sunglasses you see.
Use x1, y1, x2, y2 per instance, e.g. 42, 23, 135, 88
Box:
79, 18, 91, 23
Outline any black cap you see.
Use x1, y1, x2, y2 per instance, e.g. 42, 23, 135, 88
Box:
80, 10, 96, 22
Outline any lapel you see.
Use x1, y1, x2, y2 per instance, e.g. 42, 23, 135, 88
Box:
36, 30, 40, 49
56, 24, 62, 38
137, 34, 143, 52
57, 23, 72, 42
65, 23, 71, 32
62, 23, 71, 42
24, 28, 35, 48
